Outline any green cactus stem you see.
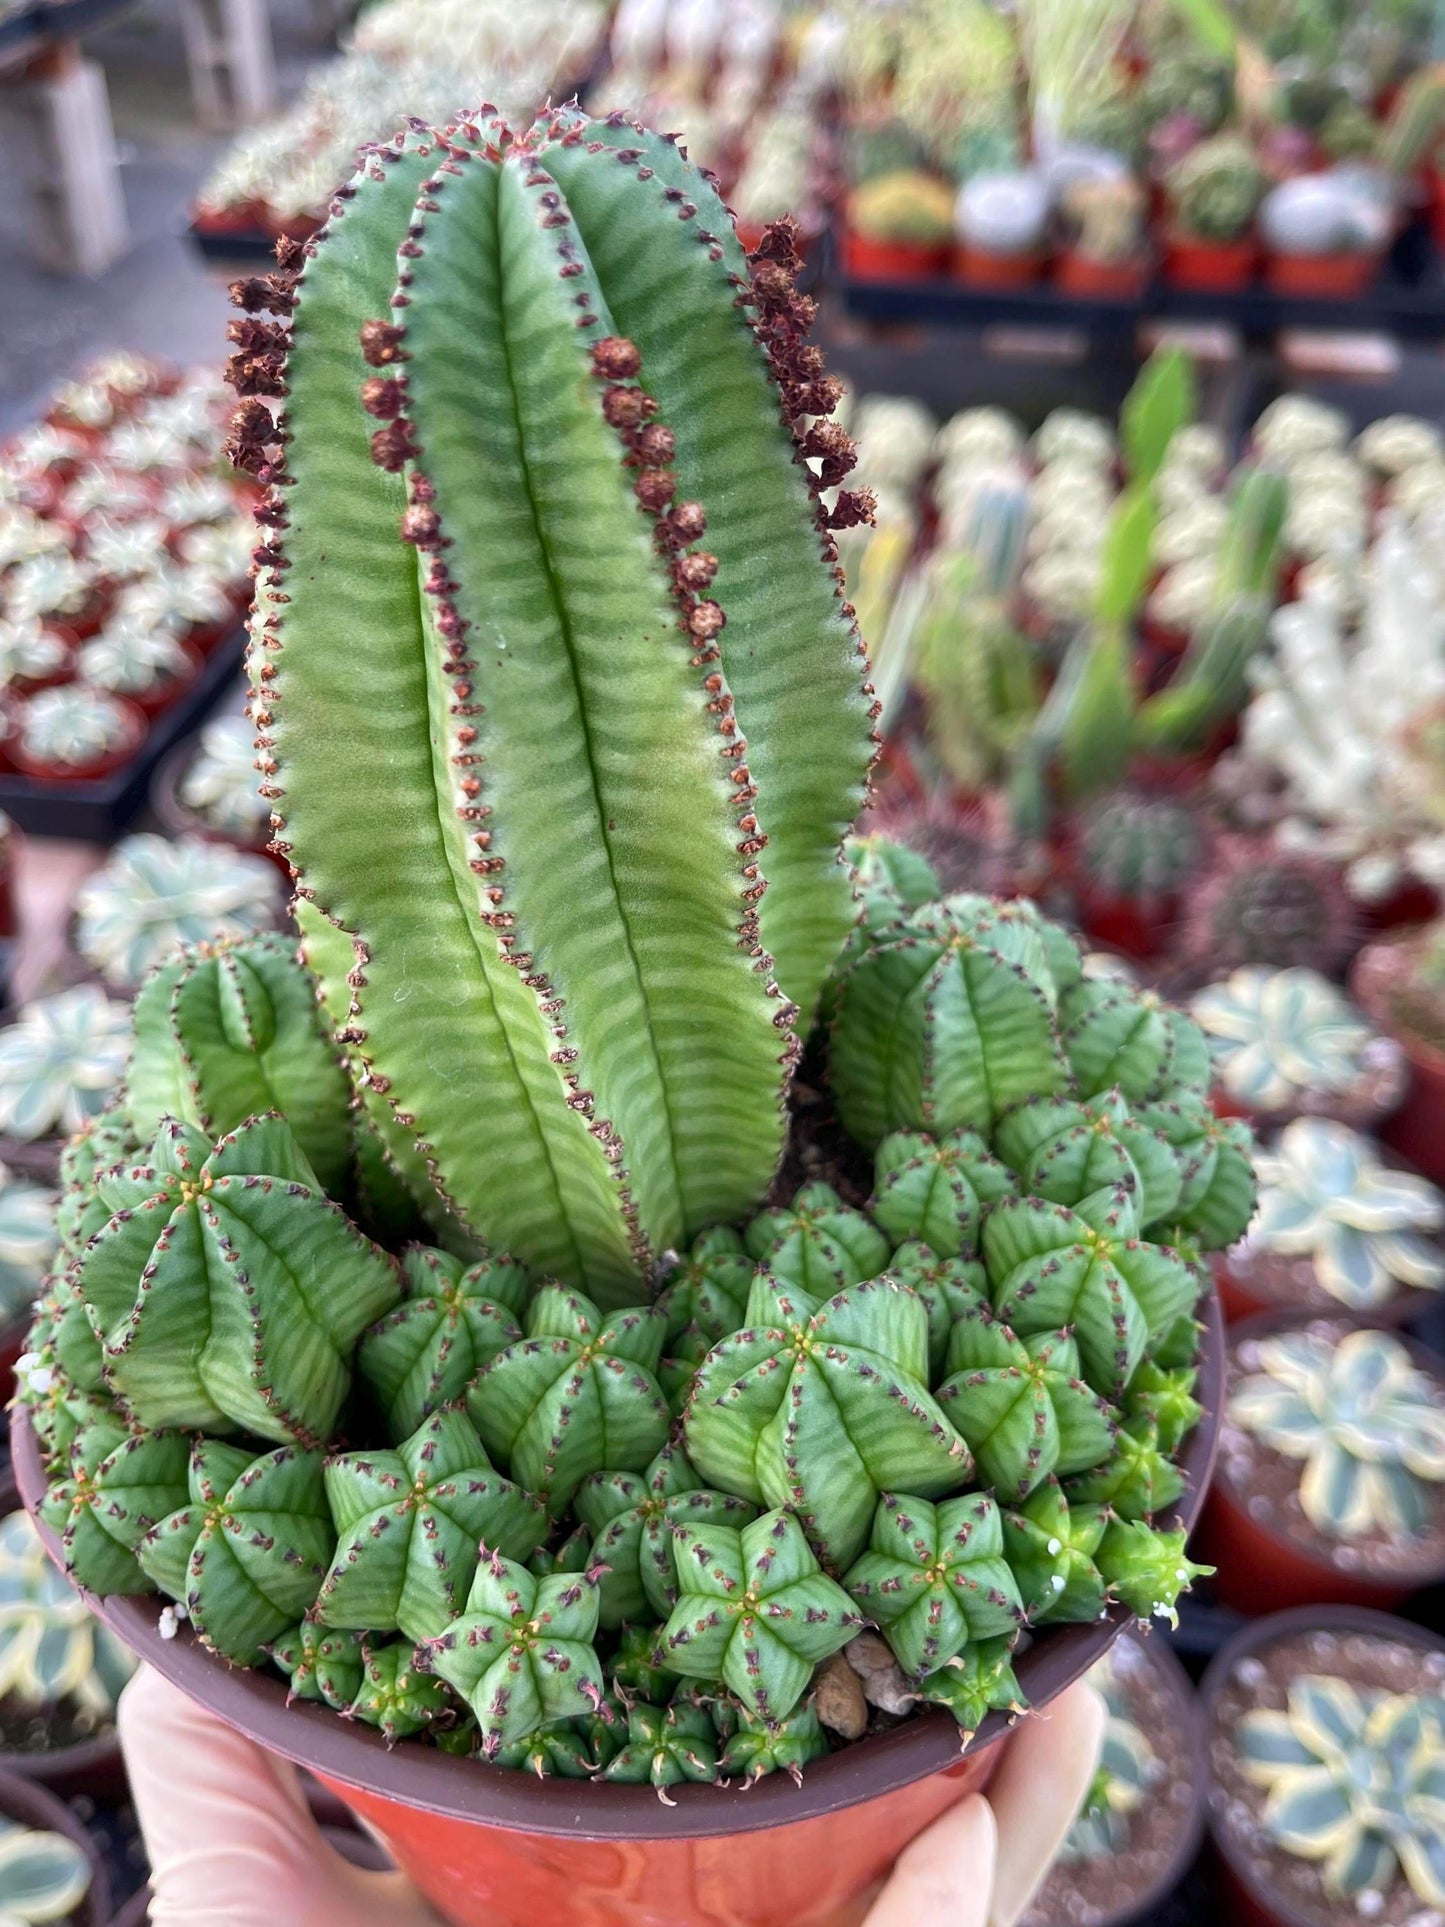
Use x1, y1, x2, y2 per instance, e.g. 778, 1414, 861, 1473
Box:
743, 1181, 890, 1296
347, 1640, 452, 1745
494, 1723, 605, 1778
42, 1417, 189, 1598
465, 1283, 669, 1513
270, 1622, 366, 1710
246, 109, 874, 1303
937, 1313, 1118, 1503
416, 1549, 606, 1758
842, 1492, 1025, 1680
611, 1622, 676, 1704
888, 1242, 990, 1381
660, 1509, 862, 1722
138, 1439, 332, 1664
719, 1703, 829, 1788
357, 1247, 528, 1441
1001, 1480, 1109, 1625
1124, 1360, 1203, 1456
1066, 1413, 1185, 1521
1094, 1520, 1211, 1628
73, 1116, 399, 1446
993, 1092, 1184, 1235
684, 1273, 969, 1569
917, 1634, 1026, 1740
573, 1443, 756, 1630
868, 1127, 1015, 1259
597, 1700, 719, 1798
316, 1409, 547, 1642
127, 935, 353, 1196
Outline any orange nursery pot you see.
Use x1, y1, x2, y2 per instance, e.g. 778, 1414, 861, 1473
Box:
10, 1294, 1225, 1927
952, 244, 1046, 289
1351, 937, 1445, 1190
1263, 249, 1382, 297
841, 231, 948, 281
1054, 252, 1149, 299
1161, 229, 1258, 290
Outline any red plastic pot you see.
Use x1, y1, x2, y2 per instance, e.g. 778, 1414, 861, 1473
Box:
952, 243, 1046, 289
0, 1766, 111, 1927
10, 1289, 1223, 1927
1161, 229, 1258, 290
1351, 936, 1445, 1190
1207, 1248, 1427, 1329
1071, 882, 1179, 963
1197, 1310, 1445, 1614
841, 231, 948, 281
1263, 249, 1382, 297
1054, 252, 1149, 299
7, 697, 148, 786
1201, 1607, 1445, 1927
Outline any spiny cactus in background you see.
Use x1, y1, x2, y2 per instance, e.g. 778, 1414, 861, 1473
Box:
238, 111, 875, 1303
127, 935, 354, 1195
1178, 844, 1356, 980
72, 1115, 399, 1444
1237, 1676, 1445, 1907
1077, 791, 1206, 907
1165, 133, 1265, 242
1230, 1327, 1445, 1541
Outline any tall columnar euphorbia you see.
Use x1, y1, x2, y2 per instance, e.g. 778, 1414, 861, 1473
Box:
233, 111, 876, 1302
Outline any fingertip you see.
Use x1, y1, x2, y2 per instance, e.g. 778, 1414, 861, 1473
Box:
862, 1792, 998, 1927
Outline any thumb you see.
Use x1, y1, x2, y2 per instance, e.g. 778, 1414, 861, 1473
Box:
119, 1665, 441, 1927
861, 1793, 998, 1927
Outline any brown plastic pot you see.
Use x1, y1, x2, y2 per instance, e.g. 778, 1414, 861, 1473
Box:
1351, 934, 1445, 1189
0, 1765, 112, 1925
1197, 1309, 1445, 1614
11, 1288, 1222, 1927
1161, 229, 1258, 290
1201, 1606, 1445, 1927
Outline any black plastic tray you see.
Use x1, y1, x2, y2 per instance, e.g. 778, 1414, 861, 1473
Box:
0, 630, 244, 842
187, 221, 283, 267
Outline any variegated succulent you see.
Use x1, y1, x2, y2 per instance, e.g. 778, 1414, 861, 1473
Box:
16, 687, 135, 771
74, 833, 279, 989
0, 616, 67, 688
0, 987, 131, 1143
1230, 1326, 1445, 1541
0, 1165, 58, 1329
1244, 1119, 1445, 1312
78, 620, 191, 697
0, 1819, 93, 1925
177, 711, 270, 842
1236, 1675, 1445, 1906
1058, 1648, 1160, 1860
1191, 969, 1394, 1116
0, 1507, 135, 1724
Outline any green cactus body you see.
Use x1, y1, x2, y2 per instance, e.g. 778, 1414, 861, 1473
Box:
357, 1247, 527, 1440
655, 1227, 754, 1351
611, 1622, 676, 1703
527, 1523, 593, 1580
75, 1117, 399, 1445
888, 1242, 990, 1382
1125, 1360, 1202, 1456
1138, 1094, 1256, 1249
271, 1621, 366, 1710
743, 1181, 890, 1296
660, 1509, 862, 1721
719, 1703, 829, 1788
830, 897, 1071, 1151
465, 1283, 668, 1512
573, 1443, 756, 1630
43, 1419, 189, 1597
494, 1723, 603, 1779
1066, 1413, 1184, 1521
869, 1127, 1016, 1258
316, 1409, 547, 1642
917, 1634, 1025, 1739
599, 1700, 720, 1795
138, 1439, 333, 1663
843, 1492, 1024, 1680
937, 1312, 1118, 1503
127, 935, 353, 1195
1001, 1481, 1109, 1625
1059, 982, 1202, 1107
1095, 1520, 1211, 1628
1078, 793, 1204, 906
684, 1273, 969, 1569
993, 1092, 1183, 1232
417, 1550, 605, 1758
984, 1189, 1199, 1398
348, 1641, 451, 1745
249, 111, 872, 1303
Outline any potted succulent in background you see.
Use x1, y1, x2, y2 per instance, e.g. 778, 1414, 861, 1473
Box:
844, 169, 956, 279
1202, 1316, 1445, 1614
0, 1165, 58, 1404
1067, 788, 1209, 961
1162, 133, 1266, 290
953, 166, 1052, 287
1258, 170, 1393, 299
154, 709, 271, 859
7, 688, 147, 787
1055, 173, 1151, 299
70, 833, 279, 992
0, 988, 131, 1183
0, 1768, 108, 1927
12, 109, 1237, 1927
1175, 845, 1358, 986
1190, 969, 1408, 1133
1202, 1607, 1445, 1927
1353, 921, 1445, 1189
1019, 1632, 1207, 1927
1212, 1117, 1445, 1325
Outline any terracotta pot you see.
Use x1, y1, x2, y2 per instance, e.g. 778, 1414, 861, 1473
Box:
1197, 1309, 1445, 1614
1054, 252, 1149, 300
1351, 935, 1445, 1190
1263, 249, 1382, 297
952, 243, 1046, 289
1161, 229, 1258, 290
192, 199, 270, 237
841, 232, 948, 281
1200, 1606, 1445, 1927
0, 1316, 24, 1408
9, 1289, 1223, 1927
0, 1766, 112, 1925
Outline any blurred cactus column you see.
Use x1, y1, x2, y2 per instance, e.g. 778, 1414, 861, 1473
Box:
180, 0, 277, 130
5, 38, 129, 276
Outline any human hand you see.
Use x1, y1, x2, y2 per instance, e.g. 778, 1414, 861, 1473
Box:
119, 1665, 1103, 1927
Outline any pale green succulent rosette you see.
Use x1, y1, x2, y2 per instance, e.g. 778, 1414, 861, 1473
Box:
1191, 967, 1383, 1113
178, 712, 270, 841
79, 620, 190, 696
1059, 1648, 1161, 1861
0, 1819, 93, 1925
0, 987, 131, 1142
74, 832, 279, 990
0, 1165, 58, 1327
1230, 1326, 1445, 1540
0, 1507, 135, 1721
19, 687, 133, 769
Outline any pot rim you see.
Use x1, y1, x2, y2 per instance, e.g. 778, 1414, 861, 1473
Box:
0, 1762, 113, 1927
1351, 933, 1445, 1080
1214, 1307, 1445, 1591
9, 1290, 1222, 1843
1199, 1604, 1445, 1927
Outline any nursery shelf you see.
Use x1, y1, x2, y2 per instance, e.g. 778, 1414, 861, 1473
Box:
0, 0, 135, 64
0, 630, 244, 842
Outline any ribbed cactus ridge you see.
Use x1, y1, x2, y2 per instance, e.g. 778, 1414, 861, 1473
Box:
137, 1439, 332, 1664
917, 1634, 1025, 1737
356, 1246, 527, 1441
600, 1700, 719, 1793
993, 1092, 1185, 1232
42, 1418, 189, 1597
127, 935, 353, 1195
239, 109, 875, 1301
270, 1621, 366, 1710
869, 1126, 1016, 1258
743, 1180, 890, 1296
74, 1116, 399, 1446
1002, 1481, 1109, 1625
720, 1704, 829, 1788
573, 1442, 756, 1629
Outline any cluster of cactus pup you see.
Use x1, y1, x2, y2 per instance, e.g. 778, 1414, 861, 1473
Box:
19, 105, 1242, 1796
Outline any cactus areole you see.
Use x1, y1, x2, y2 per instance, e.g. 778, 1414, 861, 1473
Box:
18, 110, 1232, 1876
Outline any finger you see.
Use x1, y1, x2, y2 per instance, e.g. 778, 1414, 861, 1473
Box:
860, 1792, 998, 1927
986, 1677, 1106, 1927
119, 1665, 441, 1927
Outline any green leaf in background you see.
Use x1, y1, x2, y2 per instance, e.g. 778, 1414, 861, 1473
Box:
1213, 466, 1288, 603
1162, 0, 1237, 60
1121, 348, 1197, 484
1095, 487, 1158, 627
1060, 625, 1136, 798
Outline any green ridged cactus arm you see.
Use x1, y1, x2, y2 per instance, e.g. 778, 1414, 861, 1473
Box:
239, 127, 637, 1301
542, 112, 877, 1028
